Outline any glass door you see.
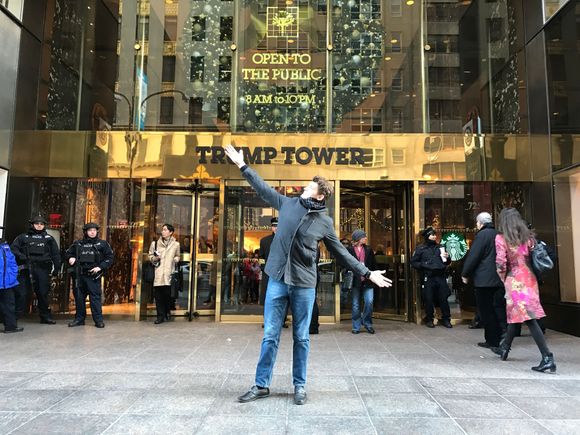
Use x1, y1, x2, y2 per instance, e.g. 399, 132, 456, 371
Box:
339, 182, 411, 321
141, 181, 219, 320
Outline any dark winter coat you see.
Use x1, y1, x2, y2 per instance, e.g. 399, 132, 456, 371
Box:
241, 166, 369, 288
11, 229, 61, 270
65, 237, 114, 272
410, 240, 450, 277
347, 245, 377, 289
461, 223, 503, 288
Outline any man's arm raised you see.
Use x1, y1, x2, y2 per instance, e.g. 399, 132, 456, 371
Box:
224, 144, 288, 210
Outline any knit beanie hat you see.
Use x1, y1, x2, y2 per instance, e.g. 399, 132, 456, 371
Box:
422, 227, 436, 241
352, 229, 367, 242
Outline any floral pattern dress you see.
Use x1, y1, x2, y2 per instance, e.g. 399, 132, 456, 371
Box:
495, 235, 545, 324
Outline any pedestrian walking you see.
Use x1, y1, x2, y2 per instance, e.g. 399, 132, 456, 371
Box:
149, 224, 180, 324
461, 212, 506, 349
348, 229, 377, 334
493, 208, 555, 373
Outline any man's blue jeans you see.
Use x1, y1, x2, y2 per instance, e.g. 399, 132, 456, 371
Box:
352, 284, 374, 331
255, 278, 315, 388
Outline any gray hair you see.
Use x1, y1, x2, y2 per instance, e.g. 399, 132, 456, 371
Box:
476, 212, 492, 225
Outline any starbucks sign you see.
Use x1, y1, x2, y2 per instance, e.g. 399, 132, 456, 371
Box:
441, 233, 469, 261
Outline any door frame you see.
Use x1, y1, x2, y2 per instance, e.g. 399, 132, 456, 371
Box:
139, 180, 221, 320
338, 181, 414, 322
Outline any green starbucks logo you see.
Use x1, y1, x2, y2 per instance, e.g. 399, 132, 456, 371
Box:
441, 232, 468, 261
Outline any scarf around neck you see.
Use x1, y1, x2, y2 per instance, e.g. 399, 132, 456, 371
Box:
299, 197, 326, 211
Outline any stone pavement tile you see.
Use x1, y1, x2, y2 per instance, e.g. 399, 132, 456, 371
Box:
397, 361, 468, 378
455, 418, 553, 435
11, 412, 118, 435
196, 415, 285, 435
220, 373, 292, 393
127, 389, 217, 416
483, 378, 569, 397
418, 378, 498, 396
210, 392, 288, 417
0, 390, 74, 412
63, 357, 130, 373
362, 393, 446, 418
18, 373, 105, 390
337, 337, 386, 353
306, 357, 351, 376
434, 395, 528, 419
506, 396, 580, 419
165, 372, 228, 390
550, 379, 580, 396
103, 414, 203, 434
287, 416, 375, 435
354, 376, 423, 394
0, 372, 40, 388
383, 342, 439, 354
50, 390, 141, 415
0, 412, 38, 433
288, 392, 366, 417
536, 419, 580, 435
372, 417, 463, 435
85, 373, 175, 390
303, 375, 357, 392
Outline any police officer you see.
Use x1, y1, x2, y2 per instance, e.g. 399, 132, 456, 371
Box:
11, 215, 61, 324
66, 222, 114, 328
411, 227, 452, 328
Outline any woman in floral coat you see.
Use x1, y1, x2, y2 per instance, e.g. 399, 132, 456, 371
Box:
494, 208, 555, 373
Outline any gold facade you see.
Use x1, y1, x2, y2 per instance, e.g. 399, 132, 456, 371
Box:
9, 131, 538, 324
12, 131, 534, 182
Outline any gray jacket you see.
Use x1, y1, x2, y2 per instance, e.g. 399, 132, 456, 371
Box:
241, 166, 370, 288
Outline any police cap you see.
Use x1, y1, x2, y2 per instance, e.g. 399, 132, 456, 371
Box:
29, 215, 47, 225
82, 222, 100, 231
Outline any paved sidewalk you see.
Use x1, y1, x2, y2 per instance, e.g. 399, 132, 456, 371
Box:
1, 319, 579, 434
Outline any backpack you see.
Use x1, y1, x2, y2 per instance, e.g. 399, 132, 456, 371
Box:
531, 240, 554, 277
1, 243, 19, 289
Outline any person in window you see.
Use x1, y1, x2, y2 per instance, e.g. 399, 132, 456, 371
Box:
148, 224, 180, 324
225, 144, 391, 406
493, 208, 555, 373
411, 227, 452, 328
347, 230, 377, 334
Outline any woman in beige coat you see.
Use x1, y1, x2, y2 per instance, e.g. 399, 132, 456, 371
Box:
149, 224, 180, 324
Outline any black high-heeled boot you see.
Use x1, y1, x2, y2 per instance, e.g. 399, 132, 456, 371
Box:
492, 341, 510, 361
532, 353, 556, 373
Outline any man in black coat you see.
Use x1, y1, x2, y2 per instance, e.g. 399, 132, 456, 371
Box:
11, 215, 61, 324
259, 217, 278, 305
225, 145, 391, 406
411, 227, 452, 328
462, 212, 506, 348
347, 229, 377, 334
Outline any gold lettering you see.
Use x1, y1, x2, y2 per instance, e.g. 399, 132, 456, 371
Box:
241, 68, 270, 80
251, 52, 312, 65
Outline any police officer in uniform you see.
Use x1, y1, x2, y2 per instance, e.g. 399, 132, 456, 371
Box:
11, 215, 61, 324
411, 227, 452, 328
66, 222, 114, 328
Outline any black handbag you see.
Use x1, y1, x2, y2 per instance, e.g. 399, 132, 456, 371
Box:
531, 239, 554, 277
170, 263, 182, 298
143, 240, 157, 283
